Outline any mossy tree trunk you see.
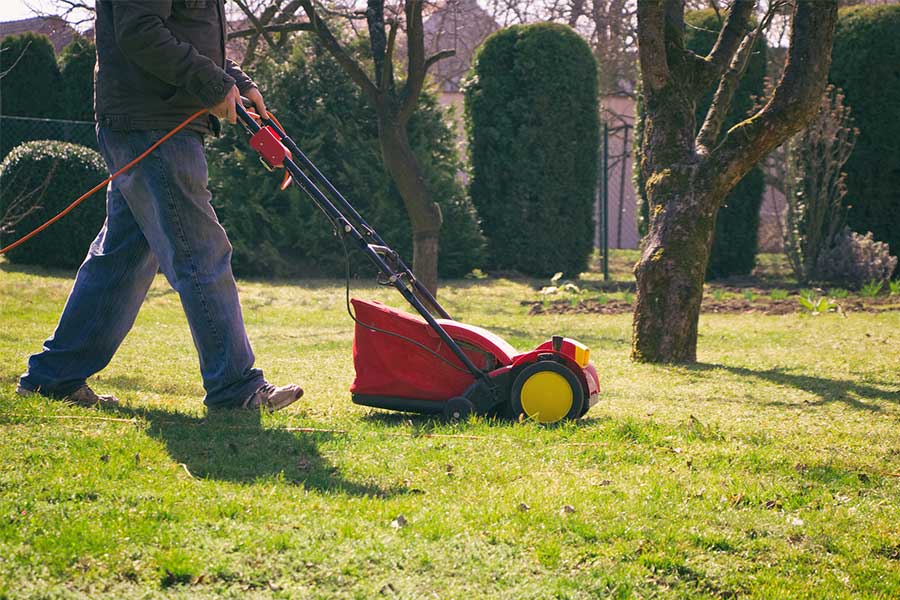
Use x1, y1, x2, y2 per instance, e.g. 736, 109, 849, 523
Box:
298, 0, 453, 296
632, 0, 837, 363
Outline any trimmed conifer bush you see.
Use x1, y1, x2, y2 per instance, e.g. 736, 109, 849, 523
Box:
464, 23, 598, 277
0, 32, 61, 118
0, 33, 64, 159
58, 35, 96, 122
830, 5, 900, 255
0, 141, 107, 269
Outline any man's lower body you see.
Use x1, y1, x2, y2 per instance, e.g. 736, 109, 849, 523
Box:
18, 126, 298, 410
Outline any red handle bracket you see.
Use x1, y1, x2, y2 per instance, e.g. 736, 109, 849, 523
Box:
250, 126, 291, 169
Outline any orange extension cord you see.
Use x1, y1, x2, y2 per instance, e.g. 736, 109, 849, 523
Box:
0, 108, 209, 256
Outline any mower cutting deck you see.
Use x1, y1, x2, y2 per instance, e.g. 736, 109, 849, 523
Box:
237, 101, 600, 424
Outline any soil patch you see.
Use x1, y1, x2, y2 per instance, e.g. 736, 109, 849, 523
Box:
525, 295, 900, 316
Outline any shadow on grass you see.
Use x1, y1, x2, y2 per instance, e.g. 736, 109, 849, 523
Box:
111, 404, 406, 497
0, 261, 77, 279
687, 362, 900, 412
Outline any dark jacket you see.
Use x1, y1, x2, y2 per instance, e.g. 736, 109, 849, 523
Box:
94, 0, 255, 135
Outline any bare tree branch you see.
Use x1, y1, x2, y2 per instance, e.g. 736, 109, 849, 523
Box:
702, 0, 754, 79
232, 0, 286, 60
711, 0, 838, 189
695, 2, 784, 152
0, 41, 32, 80
299, 0, 380, 105
366, 0, 390, 93
399, 0, 427, 122
25, 0, 95, 27
228, 23, 312, 39
636, 0, 670, 91
382, 19, 397, 95
424, 49, 455, 73
0, 161, 58, 237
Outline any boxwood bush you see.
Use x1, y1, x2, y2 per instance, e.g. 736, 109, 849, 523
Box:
464, 23, 598, 278
0, 141, 107, 269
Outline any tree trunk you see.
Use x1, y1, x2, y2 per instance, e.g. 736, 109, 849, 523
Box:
378, 118, 442, 295
631, 0, 837, 363
632, 167, 720, 362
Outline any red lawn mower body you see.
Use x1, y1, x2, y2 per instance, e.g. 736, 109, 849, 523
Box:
350, 299, 600, 419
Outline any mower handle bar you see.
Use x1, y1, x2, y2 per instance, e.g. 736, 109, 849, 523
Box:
234, 101, 490, 385
238, 97, 449, 321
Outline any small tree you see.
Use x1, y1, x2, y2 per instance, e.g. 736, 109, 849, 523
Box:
783, 85, 857, 283
293, 0, 457, 296
465, 23, 598, 277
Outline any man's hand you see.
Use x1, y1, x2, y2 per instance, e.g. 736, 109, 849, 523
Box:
210, 84, 240, 124
243, 87, 268, 121
210, 85, 267, 125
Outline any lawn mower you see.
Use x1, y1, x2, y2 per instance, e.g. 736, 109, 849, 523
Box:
237, 101, 600, 423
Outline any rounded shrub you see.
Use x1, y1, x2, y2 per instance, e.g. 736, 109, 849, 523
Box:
464, 23, 598, 278
635, 10, 767, 280
0, 141, 107, 269
207, 40, 483, 279
830, 5, 900, 255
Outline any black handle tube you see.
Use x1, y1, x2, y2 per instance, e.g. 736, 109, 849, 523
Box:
236, 104, 487, 382
255, 112, 451, 320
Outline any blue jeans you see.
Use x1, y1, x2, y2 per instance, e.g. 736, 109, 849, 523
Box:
19, 127, 265, 408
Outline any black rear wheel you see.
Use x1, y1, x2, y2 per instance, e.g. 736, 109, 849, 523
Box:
443, 396, 474, 421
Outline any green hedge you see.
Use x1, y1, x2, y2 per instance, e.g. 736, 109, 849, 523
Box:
0, 141, 107, 269
464, 23, 598, 278
207, 40, 484, 279
635, 10, 767, 279
830, 5, 900, 255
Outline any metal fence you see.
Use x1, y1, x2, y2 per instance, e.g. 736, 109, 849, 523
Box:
0, 115, 98, 162
595, 117, 637, 278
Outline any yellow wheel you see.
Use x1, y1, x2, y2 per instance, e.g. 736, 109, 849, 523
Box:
510, 361, 584, 424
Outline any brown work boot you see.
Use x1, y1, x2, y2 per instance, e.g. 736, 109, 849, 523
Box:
241, 383, 303, 413
16, 383, 119, 408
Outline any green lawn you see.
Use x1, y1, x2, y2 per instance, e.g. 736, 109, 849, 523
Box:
1, 258, 899, 599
